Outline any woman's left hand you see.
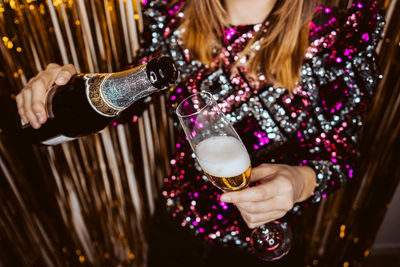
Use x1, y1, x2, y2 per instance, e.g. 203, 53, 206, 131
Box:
220, 164, 316, 229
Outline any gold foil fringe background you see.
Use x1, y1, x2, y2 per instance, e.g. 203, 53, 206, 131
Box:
0, 0, 399, 266
0, 0, 172, 266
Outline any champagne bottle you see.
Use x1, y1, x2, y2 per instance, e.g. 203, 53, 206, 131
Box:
21, 56, 178, 145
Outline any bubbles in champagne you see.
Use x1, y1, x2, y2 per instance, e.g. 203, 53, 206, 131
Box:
196, 136, 250, 178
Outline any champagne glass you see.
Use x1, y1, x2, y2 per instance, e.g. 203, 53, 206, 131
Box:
176, 91, 292, 261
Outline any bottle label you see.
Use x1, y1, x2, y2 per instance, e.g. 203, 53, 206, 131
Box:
41, 135, 76, 145
84, 74, 123, 117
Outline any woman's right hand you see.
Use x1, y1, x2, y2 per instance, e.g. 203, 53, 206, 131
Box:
16, 63, 77, 129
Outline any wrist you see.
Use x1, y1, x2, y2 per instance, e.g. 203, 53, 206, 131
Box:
293, 166, 317, 202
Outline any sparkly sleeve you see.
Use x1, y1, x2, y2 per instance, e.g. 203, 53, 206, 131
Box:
118, 0, 183, 120
304, 0, 385, 203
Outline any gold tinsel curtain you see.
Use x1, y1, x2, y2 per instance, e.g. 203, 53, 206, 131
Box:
0, 0, 399, 266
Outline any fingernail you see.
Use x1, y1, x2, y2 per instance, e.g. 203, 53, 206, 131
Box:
221, 195, 231, 202
32, 122, 39, 129
21, 117, 28, 125
36, 113, 44, 123
56, 77, 65, 83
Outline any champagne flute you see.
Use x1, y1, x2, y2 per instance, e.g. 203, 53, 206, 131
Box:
176, 91, 292, 261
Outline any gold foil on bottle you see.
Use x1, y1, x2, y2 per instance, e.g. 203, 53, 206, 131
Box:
85, 74, 122, 117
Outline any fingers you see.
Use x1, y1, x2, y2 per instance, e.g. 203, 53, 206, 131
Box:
16, 77, 36, 125
220, 186, 268, 203
23, 88, 41, 129
236, 196, 294, 214
238, 209, 287, 229
54, 64, 76, 85
16, 93, 28, 125
221, 180, 277, 203
31, 73, 53, 124
250, 163, 278, 182
15, 63, 76, 129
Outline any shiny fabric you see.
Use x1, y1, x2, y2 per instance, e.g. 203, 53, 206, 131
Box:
138, 0, 384, 250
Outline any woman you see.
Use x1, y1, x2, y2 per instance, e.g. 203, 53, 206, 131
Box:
15, 0, 384, 266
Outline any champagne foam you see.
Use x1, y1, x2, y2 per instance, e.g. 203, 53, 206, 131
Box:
196, 136, 250, 178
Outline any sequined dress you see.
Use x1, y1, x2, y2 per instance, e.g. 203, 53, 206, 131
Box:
138, 0, 384, 249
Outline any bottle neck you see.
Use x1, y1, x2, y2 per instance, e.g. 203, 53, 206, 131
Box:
85, 57, 177, 117
85, 65, 157, 117
102, 65, 156, 110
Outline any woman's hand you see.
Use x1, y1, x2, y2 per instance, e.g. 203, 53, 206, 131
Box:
220, 164, 317, 229
16, 63, 76, 129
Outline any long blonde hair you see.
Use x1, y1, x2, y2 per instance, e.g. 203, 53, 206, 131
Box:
180, 0, 316, 90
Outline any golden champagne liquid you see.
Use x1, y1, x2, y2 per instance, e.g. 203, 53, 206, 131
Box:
195, 136, 252, 192
204, 165, 252, 192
